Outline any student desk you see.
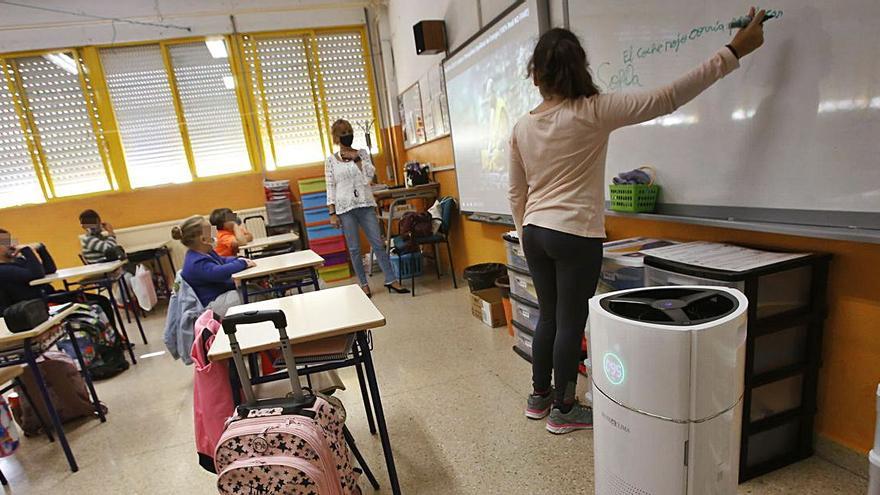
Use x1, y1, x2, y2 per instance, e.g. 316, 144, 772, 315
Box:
232, 249, 324, 303
30, 261, 141, 363
208, 285, 401, 495
123, 239, 175, 295
0, 304, 106, 472
374, 182, 441, 252
239, 232, 300, 258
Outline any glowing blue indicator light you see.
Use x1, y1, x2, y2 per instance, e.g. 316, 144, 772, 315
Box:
603, 352, 625, 385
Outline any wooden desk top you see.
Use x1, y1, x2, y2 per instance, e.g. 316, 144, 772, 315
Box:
29, 261, 125, 287
240, 232, 300, 252
0, 304, 76, 350
124, 239, 171, 254
208, 284, 385, 361
373, 182, 440, 200
232, 250, 324, 281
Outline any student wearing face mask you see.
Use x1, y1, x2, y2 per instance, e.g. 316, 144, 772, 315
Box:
209, 208, 254, 258
171, 216, 255, 312
324, 118, 408, 297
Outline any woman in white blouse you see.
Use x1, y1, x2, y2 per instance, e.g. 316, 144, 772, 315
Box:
325, 119, 409, 296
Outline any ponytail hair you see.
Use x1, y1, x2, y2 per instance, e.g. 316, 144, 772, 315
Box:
527, 28, 600, 100
171, 215, 205, 248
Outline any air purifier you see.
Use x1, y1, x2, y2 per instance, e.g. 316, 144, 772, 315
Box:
589, 286, 748, 494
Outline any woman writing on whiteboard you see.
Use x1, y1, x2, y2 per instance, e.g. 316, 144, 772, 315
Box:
510, 9, 767, 434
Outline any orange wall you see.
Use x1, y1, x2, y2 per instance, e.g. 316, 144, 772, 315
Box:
404, 131, 880, 454
1, 144, 393, 270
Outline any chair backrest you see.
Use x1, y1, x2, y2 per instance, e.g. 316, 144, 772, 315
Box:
437, 196, 457, 235
242, 215, 267, 239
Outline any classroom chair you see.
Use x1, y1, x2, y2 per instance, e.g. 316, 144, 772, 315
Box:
397, 196, 458, 297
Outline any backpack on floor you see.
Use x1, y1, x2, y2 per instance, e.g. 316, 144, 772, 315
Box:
214, 310, 360, 495
397, 211, 433, 253
12, 351, 104, 436
59, 304, 130, 380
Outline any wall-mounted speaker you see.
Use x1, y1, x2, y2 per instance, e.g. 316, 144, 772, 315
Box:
413, 20, 447, 55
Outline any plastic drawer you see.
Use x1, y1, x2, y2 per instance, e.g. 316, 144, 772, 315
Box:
298, 177, 327, 194
750, 374, 804, 421
318, 264, 351, 282
746, 418, 801, 467
644, 265, 812, 319
514, 324, 534, 358
510, 295, 539, 332
601, 259, 647, 291
265, 199, 294, 225
503, 235, 528, 271
310, 236, 346, 255
304, 208, 331, 226
753, 324, 809, 375
508, 268, 539, 306
307, 224, 344, 240
301, 192, 328, 210
322, 252, 349, 267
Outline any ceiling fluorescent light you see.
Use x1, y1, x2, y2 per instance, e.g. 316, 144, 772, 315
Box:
42, 53, 79, 75
205, 38, 228, 58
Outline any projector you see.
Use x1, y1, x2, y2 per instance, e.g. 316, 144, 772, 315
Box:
589, 286, 747, 495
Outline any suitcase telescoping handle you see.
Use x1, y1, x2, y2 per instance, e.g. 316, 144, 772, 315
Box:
222, 309, 305, 405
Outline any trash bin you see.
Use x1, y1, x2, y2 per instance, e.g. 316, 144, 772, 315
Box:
495, 276, 513, 336
463, 263, 506, 292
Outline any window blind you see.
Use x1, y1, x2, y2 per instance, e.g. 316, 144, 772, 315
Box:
0, 76, 43, 207
16, 54, 111, 197
100, 44, 191, 188
168, 41, 250, 177
315, 32, 377, 153
245, 35, 326, 168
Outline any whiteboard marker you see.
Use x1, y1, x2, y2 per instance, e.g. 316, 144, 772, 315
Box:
728, 13, 777, 29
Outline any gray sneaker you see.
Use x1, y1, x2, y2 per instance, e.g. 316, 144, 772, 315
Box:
546, 403, 593, 434
525, 392, 553, 420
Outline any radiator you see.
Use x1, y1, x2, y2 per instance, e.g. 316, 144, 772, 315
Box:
115, 207, 267, 272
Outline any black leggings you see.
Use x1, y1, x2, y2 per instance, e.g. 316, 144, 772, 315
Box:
522, 225, 603, 406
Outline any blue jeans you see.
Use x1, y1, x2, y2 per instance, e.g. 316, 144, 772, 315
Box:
338, 206, 397, 287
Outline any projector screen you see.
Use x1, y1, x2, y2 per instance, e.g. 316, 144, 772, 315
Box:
444, 2, 541, 216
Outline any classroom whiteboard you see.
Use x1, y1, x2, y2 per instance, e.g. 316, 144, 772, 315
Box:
568, 0, 880, 228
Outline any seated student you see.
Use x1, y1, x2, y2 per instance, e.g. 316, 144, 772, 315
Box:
79, 209, 123, 264
171, 215, 255, 315
208, 208, 253, 258
0, 229, 115, 324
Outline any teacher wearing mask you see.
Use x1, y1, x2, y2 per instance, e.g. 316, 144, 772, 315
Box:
325, 119, 408, 297
510, 10, 766, 434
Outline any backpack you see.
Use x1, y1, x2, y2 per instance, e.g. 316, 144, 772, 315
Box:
12, 351, 105, 436
397, 211, 434, 253
58, 304, 130, 380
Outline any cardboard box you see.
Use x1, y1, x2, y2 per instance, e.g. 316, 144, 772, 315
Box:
470, 288, 506, 328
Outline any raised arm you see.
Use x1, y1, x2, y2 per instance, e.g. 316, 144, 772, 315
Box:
0, 247, 46, 284
596, 8, 765, 131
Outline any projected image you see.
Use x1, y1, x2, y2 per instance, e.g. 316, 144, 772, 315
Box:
445, 4, 541, 216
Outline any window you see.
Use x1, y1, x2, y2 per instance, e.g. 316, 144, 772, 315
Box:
0, 71, 44, 207
100, 44, 191, 188
168, 41, 251, 178
314, 31, 378, 154
15, 52, 112, 197
242, 34, 325, 169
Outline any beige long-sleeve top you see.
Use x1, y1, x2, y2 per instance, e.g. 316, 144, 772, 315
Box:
508, 48, 740, 239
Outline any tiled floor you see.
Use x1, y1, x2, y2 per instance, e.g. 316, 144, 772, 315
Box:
0, 275, 868, 494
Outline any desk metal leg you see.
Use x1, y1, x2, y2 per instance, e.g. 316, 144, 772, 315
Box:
120, 278, 148, 344
355, 331, 400, 495
166, 249, 176, 275
107, 285, 137, 364
344, 425, 380, 490
63, 323, 106, 423
24, 343, 78, 472
354, 361, 377, 435
311, 267, 320, 291
240, 283, 249, 304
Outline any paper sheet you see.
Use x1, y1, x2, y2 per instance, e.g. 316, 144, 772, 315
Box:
642, 242, 809, 272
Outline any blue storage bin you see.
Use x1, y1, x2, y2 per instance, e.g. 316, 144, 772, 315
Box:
390, 251, 422, 279
307, 224, 343, 240
304, 207, 330, 225
301, 192, 328, 210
